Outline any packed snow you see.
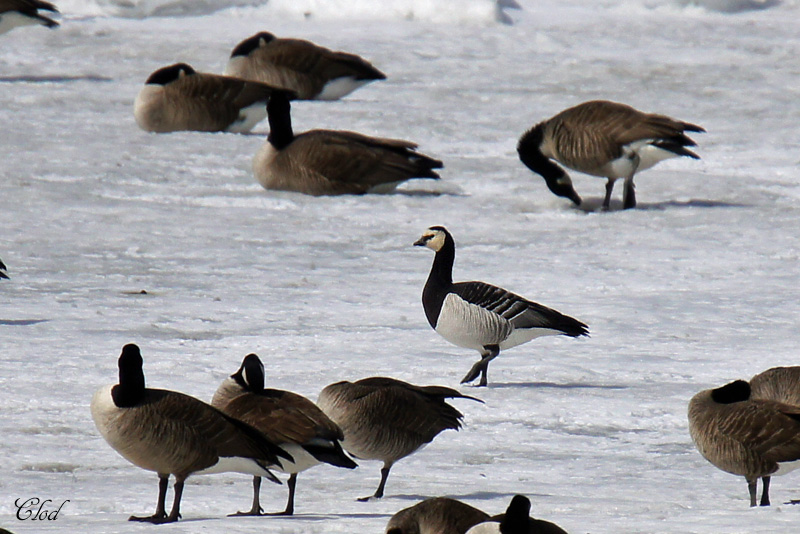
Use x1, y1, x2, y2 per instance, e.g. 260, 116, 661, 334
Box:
1, 0, 800, 532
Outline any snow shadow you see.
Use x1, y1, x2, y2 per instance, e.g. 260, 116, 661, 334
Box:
0, 75, 113, 84
487, 381, 628, 390
0, 319, 49, 326
575, 198, 751, 212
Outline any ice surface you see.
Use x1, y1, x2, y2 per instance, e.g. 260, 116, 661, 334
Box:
1, 0, 800, 532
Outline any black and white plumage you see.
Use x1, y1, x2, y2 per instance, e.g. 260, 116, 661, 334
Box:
0, 258, 8, 279
414, 226, 588, 387
386, 497, 490, 534
0, 0, 58, 35
90, 344, 292, 524
317, 377, 480, 501
517, 100, 704, 209
466, 495, 568, 534
225, 32, 386, 101
211, 353, 357, 516
688, 379, 800, 507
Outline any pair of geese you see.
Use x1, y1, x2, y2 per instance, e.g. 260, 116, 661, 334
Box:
0, 0, 58, 35
134, 33, 704, 207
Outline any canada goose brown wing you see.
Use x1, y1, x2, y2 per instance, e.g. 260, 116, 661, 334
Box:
715, 400, 800, 463
176, 73, 276, 110
751, 367, 800, 407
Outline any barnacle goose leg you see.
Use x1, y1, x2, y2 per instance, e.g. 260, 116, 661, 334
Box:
602, 178, 616, 210
461, 345, 500, 387
130, 474, 169, 522
760, 476, 771, 506
229, 476, 264, 516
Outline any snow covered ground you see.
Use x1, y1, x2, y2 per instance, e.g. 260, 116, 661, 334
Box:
1, 0, 800, 532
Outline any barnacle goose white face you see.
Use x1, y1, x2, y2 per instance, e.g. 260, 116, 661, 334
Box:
414, 227, 447, 252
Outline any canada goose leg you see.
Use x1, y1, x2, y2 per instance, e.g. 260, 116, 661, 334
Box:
358, 463, 392, 501
622, 173, 636, 210
162, 476, 185, 523
266, 473, 297, 516
760, 476, 771, 506
747, 478, 758, 507
461, 345, 499, 387
602, 178, 616, 210
129, 474, 169, 522
229, 476, 264, 516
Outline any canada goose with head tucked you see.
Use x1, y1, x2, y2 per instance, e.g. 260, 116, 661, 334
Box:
254, 91, 442, 195
0, 0, 58, 35
317, 377, 480, 501
90, 344, 292, 523
226, 32, 386, 101
211, 353, 357, 516
466, 495, 568, 534
517, 100, 704, 210
414, 226, 588, 387
0, 258, 8, 279
688, 379, 800, 507
750, 367, 800, 407
134, 63, 293, 134
386, 497, 490, 534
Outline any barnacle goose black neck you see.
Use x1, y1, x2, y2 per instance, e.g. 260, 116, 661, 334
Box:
414, 226, 588, 387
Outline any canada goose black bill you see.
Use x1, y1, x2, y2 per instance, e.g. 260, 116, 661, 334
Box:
226, 31, 386, 100
254, 91, 443, 195
414, 226, 588, 387
688, 379, 800, 507
90, 344, 292, 523
212, 353, 356, 516
750, 367, 800, 407
0, 0, 59, 34
466, 495, 568, 534
134, 62, 294, 134
517, 100, 704, 210
317, 377, 481, 501
0, 258, 8, 279
386, 497, 490, 534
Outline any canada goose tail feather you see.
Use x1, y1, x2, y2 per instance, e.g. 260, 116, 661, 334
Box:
301, 440, 358, 469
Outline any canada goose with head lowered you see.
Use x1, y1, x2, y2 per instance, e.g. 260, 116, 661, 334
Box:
134, 63, 293, 134
211, 353, 357, 516
386, 497, 490, 534
254, 91, 442, 195
90, 344, 292, 523
750, 366, 800, 407
414, 226, 588, 387
0, 0, 58, 35
688, 379, 800, 507
226, 32, 386, 101
317, 377, 480, 501
466, 495, 568, 534
517, 100, 704, 210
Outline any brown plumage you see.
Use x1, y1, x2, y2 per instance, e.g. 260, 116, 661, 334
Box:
751, 367, 800, 407
211, 353, 356, 515
134, 63, 291, 133
0, 0, 58, 33
317, 377, 480, 500
254, 91, 442, 195
688, 379, 800, 507
225, 32, 385, 100
518, 100, 704, 209
386, 497, 490, 534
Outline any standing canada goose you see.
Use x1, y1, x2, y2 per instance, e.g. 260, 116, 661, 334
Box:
211, 353, 357, 516
0, 0, 58, 35
90, 344, 292, 523
414, 226, 588, 387
688, 379, 800, 507
134, 63, 293, 134
317, 377, 480, 501
750, 367, 800, 407
0, 258, 8, 279
225, 32, 386, 101
517, 100, 704, 209
386, 497, 490, 534
466, 495, 568, 534
253, 90, 442, 195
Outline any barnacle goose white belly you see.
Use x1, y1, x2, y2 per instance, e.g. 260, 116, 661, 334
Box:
414, 226, 588, 387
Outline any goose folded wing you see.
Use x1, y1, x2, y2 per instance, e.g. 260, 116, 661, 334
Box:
718, 401, 800, 463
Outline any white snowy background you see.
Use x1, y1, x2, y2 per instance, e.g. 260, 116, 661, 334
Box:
1, 0, 800, 532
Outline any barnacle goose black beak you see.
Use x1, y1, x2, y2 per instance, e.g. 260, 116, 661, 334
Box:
413, 236, 429, 246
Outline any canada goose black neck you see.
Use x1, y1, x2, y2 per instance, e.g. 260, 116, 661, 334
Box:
517, 124, 581, 206
420, 228, 455, 328
233, 353, 266, 393
711, 380, 751, 404
500, 495, 531, 533
231, 32, 275, 58
111, 344, 146, 408
145, 63, 195, 85
267, 92, 294, 150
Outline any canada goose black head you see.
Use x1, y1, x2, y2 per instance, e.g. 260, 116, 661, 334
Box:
231, 32, 276, 57
711, 380, 751, 404
517, 124, 581, 206
144, 63, 196, 86
413, 226, 450, 253
232, 353, 266, 394
500, 495, 530, 533
111, 343, 146, 408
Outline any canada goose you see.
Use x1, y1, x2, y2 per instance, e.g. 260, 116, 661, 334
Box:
90, 344, 292, 523
517, 100, 704, 209
0, 258, 8, 279
225, 32, 386, 101
386, 497, 490, 534
0, 0, 58, 34
253, 90, 442, 195
414, 226, 589, 387
466, 495, 568, 534
688, 379, 800, 507
134, 63, 293, 134
211, 353, 357, 516
317, 377, 481, 501
750, 367, 800, 407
